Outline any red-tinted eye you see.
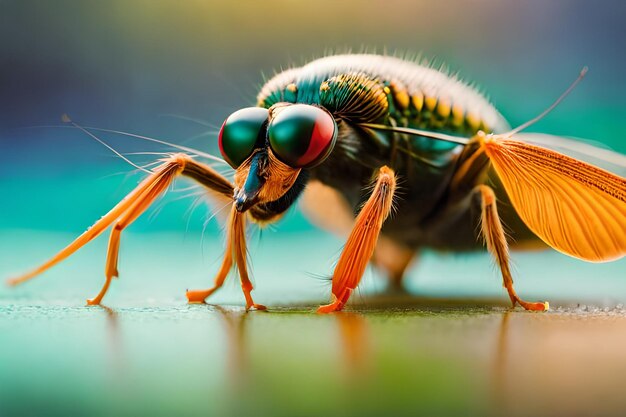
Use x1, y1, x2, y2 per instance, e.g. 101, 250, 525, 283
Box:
268, 104, 338, 168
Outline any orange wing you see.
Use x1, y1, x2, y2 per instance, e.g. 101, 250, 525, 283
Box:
481, 134, 626, 262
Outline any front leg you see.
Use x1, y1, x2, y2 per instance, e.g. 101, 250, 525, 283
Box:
184, 160, 267, 310
317, 166, 397, 313
8, 154, 265, 308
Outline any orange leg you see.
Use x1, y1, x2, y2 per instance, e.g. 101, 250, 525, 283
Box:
88, 164, 184, 305
478, 185, 549, 311
231, 206, 266, 311
7, 155, 187, 301
7, 154, 265, 307
186, 205, 265, 310
317, 166, 396, 314
185, 237, 233, 303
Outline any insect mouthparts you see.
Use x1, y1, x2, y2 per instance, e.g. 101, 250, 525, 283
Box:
234, 191, 257, 212
234, 196, 247, 212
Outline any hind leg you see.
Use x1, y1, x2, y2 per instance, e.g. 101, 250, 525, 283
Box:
478, 185, 548, 311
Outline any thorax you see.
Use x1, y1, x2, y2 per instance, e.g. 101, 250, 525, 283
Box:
258, 54, 510, 227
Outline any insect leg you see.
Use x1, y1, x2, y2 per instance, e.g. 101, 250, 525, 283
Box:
7, 154, 188, 298
185, 225, 233, 303
184, 160, 266, 309
8, 154, 262, 306
186, 205, 266, 310
231, 206, 266, 311
317, 166, 396, 314
477, 184, 549, 311
92, 158, 191, 305
184, 161, 237, 302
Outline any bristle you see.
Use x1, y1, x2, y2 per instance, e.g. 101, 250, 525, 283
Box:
326, 166, 396, 310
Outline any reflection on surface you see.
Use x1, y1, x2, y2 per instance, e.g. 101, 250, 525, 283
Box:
3, 300, 626, 417
494, 307, 626, 417
336, 312, 370, 377
213, 307, 372, 388
214, 305, 249, 385
493, 311, 511, 416
98, 304, 126, 376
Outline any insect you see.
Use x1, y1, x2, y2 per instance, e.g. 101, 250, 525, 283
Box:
7, 54, 626, 312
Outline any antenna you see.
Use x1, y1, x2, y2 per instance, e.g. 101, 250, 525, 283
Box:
507, 67, 588, 136
62, 114, 153, 174
359, 123, 470, 146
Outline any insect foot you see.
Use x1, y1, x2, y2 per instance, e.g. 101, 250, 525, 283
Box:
318, 166, 396, 314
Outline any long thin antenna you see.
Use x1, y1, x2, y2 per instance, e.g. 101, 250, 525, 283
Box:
159, 113, 217, 128
62, 114, 152, 174
25, 123, 228, 164
507, 66, 588, 136
359, 123, 470, 145
80, 126, 228, 164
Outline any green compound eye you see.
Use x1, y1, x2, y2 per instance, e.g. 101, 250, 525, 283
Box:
219, 107, 269, 168
268, 104, 337, 168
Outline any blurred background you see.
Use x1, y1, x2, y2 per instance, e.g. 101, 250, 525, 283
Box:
1, 1, 626, 416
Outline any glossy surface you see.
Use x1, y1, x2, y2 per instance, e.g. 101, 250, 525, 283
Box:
219, 107, 269, 168
268, 104, 337, 167
2, 232, 626, 416
5, 303, 626, 417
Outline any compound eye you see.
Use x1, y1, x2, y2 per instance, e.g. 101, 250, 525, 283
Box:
268, 104, 337, 168
218, 107, 269, 168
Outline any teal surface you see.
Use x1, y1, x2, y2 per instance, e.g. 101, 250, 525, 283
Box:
1, 0, 626, 416
2, 232, 626, 417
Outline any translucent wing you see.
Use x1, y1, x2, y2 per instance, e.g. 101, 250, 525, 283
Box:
515, 133, 626, 176
482, 135, 626, 262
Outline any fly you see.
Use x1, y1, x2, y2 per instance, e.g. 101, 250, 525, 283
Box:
7, 54, 626, 312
